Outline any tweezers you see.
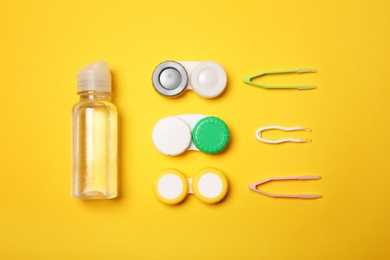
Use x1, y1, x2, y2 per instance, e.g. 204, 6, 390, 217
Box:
249, 176, 321, 199
243, 68, 316, 90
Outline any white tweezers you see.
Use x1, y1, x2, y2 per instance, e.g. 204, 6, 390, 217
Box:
255, 125, 311, 144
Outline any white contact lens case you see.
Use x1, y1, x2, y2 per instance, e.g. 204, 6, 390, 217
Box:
152, 61, 227, 98
152, 114, 230, 156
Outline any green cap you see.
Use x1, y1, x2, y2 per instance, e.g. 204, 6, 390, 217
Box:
192, 116, 230, 154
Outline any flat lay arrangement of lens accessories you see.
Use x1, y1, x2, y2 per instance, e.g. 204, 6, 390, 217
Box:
153, 168, 229, 205
243, 68, 316, 90
152, 61, 227, 98
249, 176, 321, 199
152, 114, 230, 156
255, 125, 312, 144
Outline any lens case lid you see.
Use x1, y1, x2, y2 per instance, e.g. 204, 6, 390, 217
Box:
153, 169, 189, 205
152, 61, 227, 98
152, 61, 188, 97
190, 61, 227, 98
192, 168, 228, 204
153, 168, 228, 205
152, 116, 192, 156
152, 114, 230, 156
192, 116, 229, 154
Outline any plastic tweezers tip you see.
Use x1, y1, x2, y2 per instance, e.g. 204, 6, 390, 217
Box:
298, 68, 316, 73
298, 85, 316, 90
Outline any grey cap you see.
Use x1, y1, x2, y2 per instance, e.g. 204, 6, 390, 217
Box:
152, 61, 188, 97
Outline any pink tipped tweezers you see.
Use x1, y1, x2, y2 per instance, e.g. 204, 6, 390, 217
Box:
249, 176, 321, 199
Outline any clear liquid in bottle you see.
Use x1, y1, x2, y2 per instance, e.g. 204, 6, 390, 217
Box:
71, 61, 117, 199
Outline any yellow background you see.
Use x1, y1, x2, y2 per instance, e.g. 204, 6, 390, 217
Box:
1, 0, 389, 259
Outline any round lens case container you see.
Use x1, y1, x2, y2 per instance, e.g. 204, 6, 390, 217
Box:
153, 169, 188, 205
153, 168, 228, 205
152, 114, 230, 156
192, 168, 228, 204
152, 61, 227, 98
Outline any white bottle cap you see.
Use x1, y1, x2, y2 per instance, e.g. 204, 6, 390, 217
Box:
77, 61, 111, 93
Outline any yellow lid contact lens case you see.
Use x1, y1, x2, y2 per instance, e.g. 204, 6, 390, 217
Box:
153, 168, 228, 205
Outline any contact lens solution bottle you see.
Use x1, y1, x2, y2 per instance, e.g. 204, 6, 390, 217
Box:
71, 61, 118, 199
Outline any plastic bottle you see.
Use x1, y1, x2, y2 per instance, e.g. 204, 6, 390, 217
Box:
71, 61, 118, 199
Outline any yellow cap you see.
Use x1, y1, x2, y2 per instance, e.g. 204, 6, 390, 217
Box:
192, 168, 228, 204
153, 169, 188, 205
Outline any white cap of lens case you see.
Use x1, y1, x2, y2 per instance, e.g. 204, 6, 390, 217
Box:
152, 61, 227, 98
152, 114, 230, 156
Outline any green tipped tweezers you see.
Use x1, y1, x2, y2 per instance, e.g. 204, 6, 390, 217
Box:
243, 68, 316, 90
